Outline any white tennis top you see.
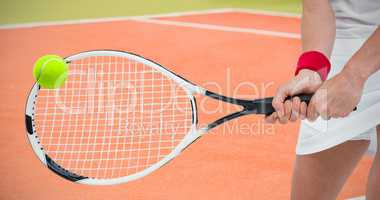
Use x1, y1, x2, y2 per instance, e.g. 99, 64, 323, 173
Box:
331, 0, 380, 38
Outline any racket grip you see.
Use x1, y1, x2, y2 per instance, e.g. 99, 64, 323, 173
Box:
260, 94, 357, 116
258, 94, 311, 116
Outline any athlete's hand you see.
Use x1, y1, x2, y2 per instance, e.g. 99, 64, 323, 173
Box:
266, 69, 322, 124
307, 68, 365, 120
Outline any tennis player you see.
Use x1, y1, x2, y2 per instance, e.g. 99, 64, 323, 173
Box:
265, 0, 380, 199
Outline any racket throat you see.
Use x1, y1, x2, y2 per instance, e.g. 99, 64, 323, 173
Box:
205, 110, 252, 131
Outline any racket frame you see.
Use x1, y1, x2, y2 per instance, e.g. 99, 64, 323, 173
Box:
25, 50, 283, 185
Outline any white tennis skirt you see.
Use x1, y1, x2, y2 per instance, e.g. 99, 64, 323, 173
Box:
296, 38, 380, 155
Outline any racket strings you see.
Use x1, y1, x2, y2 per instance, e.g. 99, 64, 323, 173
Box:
34, 55, 193, 179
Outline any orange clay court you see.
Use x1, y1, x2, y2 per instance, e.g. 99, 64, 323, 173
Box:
0, 9, 372, 200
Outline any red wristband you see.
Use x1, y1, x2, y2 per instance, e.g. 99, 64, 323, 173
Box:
295, 51, 331, 80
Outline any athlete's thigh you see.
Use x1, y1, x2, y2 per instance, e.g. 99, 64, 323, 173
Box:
291, 140, 370, 200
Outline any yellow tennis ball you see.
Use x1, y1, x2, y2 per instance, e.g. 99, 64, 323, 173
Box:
33, 55, 68, 89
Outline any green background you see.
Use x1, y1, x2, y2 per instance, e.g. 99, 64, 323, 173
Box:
0, 0, 300, 25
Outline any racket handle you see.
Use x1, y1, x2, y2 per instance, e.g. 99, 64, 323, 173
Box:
257, 94, 311, 116
258, 94, 357, 116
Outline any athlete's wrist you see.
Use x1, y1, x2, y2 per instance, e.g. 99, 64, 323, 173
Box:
297, 69, 323, 83
298, 68, 320, 77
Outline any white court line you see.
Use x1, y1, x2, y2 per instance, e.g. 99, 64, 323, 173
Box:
139, 8, 300, 19
133, 18, 300, 39
0, 8, 299, 30
233, 8, 300, 18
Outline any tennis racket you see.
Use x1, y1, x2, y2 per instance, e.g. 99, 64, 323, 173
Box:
25, 50, 312, 185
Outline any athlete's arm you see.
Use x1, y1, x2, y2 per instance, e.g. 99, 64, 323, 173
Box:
267, 0, 335, 123
309, 27, 380, 119
345, 27, 380, 81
